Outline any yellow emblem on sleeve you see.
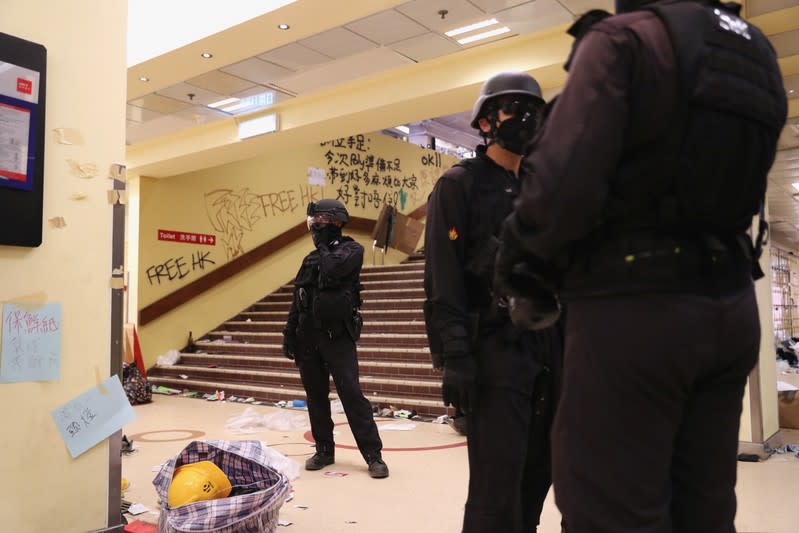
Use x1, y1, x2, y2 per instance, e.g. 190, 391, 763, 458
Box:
448, 227, 459, 240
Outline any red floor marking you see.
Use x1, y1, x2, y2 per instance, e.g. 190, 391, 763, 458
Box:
303, 421, 467, 451
129, 429, 206, 442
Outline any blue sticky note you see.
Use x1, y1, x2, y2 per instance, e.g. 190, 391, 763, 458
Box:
51, 375, 137, 458
0, 302, 62, 382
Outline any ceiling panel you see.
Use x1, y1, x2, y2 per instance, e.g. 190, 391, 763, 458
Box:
220, 57, 295, 85
391, 32, 461, 62
275, 47, 414, 94
127, 94, 194, 114
257, 43, 333, 70
397, 0, 487, 33
126, 104, 162, 123
770, 29, 799, 58
555, 0, 615, 16
298, 27, 378, 58
185, 70, 256, 95
346, 9, 429, 45
155, 82, 228, 106
126, 114, 201, 145
171, 105, 230, 126
496, 0, 574, 36
469, 0, 531, 13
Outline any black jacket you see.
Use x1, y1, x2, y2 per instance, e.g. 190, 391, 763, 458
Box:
423, 146, 520, 356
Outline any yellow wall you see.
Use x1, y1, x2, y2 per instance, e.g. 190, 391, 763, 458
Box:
0, 1, 126, 531
137, 134, 456, 367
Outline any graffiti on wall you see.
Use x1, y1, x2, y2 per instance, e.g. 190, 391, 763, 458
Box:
204, 184, 322, 260
320, 135, 447, 212
145, 250, 216, 285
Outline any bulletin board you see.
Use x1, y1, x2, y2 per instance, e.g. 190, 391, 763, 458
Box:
0, 32, 47, 247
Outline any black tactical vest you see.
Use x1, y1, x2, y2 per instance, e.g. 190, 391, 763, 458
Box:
603, 0, 786, 237
456, 155, 520, 310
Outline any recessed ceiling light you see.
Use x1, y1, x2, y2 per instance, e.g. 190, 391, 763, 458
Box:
208, 97, 240, 109
201, 52, 213, 59
138, 76, 149, 82
790, 89, 796, 94
278, 23, 290, 30
457, 26, 511, 45
445, 18, 498, 37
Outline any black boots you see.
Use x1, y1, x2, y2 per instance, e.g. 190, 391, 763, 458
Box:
305, 451, 335, 470
367, 458, 389, 478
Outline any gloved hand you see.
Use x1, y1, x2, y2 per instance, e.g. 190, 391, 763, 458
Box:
282, 328, 296, 360
431, 352, 444, 371
494, 215, 561, 330
442, 353, 477, 413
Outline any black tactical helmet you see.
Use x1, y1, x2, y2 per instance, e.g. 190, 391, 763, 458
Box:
307, 199, 349, 226
470, 71, 544, 129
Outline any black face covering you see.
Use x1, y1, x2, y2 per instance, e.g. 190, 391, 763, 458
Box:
311, 224, 342, 248
493, 114, 539, 155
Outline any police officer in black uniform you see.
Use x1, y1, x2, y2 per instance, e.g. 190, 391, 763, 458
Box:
424, 72, 562, 533
283, 199, 389, 479
495, 1, 787, 531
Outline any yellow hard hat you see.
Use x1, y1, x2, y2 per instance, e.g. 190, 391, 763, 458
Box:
167, 460, 233, 508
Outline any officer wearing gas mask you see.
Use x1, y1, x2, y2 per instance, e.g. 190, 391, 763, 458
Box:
423, 72, 563, 533
283, 199, 388, 479
495, 1, 786, 531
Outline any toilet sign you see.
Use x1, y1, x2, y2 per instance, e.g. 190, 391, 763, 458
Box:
157, 229, 216, 246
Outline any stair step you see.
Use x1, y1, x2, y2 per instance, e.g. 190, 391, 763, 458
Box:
175, 353, 438, 377
190, 342, 432, 362
147, 376, 448, 416
204, 330, 429, 347
361, 263, 424, 274
250, 298, 424, 311
220, 320, 426, 334
236, 309, 423, 321
259, 287, 424, 304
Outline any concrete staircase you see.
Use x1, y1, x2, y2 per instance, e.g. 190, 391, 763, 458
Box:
147, 258, 449, 417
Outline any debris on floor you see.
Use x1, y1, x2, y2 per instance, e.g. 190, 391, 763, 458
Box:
123, 520, 157, 533
152, 385, 182, 395
226, 406, 310, 434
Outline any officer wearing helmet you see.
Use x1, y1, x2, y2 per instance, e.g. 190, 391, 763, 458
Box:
283, 199, 388, 479
423, 71, 563, 532
495, 0, 786, 530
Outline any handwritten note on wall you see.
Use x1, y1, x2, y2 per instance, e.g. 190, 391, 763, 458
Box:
51, 375, 137, 458
0, 302, 62, 382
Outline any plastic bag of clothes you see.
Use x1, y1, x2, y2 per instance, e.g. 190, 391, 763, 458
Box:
153, 440, 291, 533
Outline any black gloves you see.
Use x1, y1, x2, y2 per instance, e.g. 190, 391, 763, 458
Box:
282, 327, 296, 360
494, 214, 561, 330
442, 353, 477, 413
431, 352, 444, 371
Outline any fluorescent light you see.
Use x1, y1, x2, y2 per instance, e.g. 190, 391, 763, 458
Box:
394, 125, 410, 135
208, 97, 239, 109
221, 101, 250, 113
238, 113, 279, 139
457, 26, 511, 45
445, 18, 498, 37
792, 182, 799, 192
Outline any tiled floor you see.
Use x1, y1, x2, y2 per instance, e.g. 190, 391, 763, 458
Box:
122, 395, 799, 532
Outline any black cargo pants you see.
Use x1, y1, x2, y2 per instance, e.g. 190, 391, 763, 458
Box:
553, 286, 759, 532
296, 327, 382, 463
463, 324, 561, 533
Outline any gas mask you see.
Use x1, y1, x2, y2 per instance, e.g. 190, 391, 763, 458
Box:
488, 99, 541, 155
307, 215, 342, 248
